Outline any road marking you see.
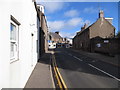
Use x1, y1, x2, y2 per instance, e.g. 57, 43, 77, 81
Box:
88, 64, 120, 81
73, 56, 83, 61
52, 53, 68, 89
56, 67, 68, 89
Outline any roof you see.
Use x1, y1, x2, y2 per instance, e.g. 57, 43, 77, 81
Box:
50, 32, 63, 39
75, 17, 115, 37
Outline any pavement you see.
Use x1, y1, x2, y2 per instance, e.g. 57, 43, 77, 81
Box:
24, 50, 55, 88
69, 48, 120, 67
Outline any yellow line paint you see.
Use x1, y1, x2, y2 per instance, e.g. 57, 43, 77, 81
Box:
56, 67, 68, 89
52, 55, 63, 89
52, 54, 68, 90
53, 65, 63, 88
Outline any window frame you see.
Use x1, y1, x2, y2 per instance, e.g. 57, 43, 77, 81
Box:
10, 15, 20, 63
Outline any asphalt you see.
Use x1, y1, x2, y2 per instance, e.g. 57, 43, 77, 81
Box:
66, 48, 120, 78
54, 48, 119, 88
69, 48, 120, 67
24, 50, 55, 88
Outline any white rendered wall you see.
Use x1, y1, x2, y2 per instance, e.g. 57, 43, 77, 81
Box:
0, 0, 38, 88
0, 1, 10, 89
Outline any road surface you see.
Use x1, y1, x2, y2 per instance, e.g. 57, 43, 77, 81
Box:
54, 48, 119, 88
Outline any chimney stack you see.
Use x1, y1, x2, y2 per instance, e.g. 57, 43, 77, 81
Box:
81, 23, 88, 31
55, 31, 59, 35
99, 10, 104, 18
37, 4, 45, 14
84, 23, 88, 29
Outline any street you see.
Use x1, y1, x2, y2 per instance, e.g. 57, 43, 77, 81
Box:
54, 48, 119, 88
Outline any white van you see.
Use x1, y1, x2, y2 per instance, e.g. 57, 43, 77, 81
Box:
48, 43, 56, 49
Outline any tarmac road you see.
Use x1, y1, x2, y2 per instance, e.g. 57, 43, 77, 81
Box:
54, 48, 119, 88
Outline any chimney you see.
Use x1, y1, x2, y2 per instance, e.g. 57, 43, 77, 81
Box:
81, 23, 88, 31
37, 4, 45, 14
55, 31, 59, 35
84, 23, 88, 29
81, 27, 84, 31
99, 10, 104, 18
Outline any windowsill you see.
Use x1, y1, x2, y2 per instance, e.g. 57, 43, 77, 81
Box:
10, 40, 17, 43
10, 58, 19, 64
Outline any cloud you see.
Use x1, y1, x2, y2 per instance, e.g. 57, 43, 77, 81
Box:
64, 9, 79, 17
60, 32, 76, 38
84, 7, 98, 13
84, 20, 91, 25
47, 17, 90, 36
48, 21, 65, 32
39, 2, 65, 13
48, 17, 84, 32
67, 17, 83, 26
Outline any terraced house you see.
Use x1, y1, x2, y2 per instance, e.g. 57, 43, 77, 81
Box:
73, 10, 115, 52
0, 0, 48, 89
37, 4, 49, 58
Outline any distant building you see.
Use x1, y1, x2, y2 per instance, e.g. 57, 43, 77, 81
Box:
49, 31, 63, 43
105, 18, 113, 25
73, 10, 115, 51
48, 31, 63, 48
67, 38, 73, 45
62, 38, 73, 48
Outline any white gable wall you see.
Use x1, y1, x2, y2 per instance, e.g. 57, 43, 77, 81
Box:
0, 1, 10, 89
0, 0, 38, 88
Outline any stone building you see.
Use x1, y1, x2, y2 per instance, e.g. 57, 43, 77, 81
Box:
49, 31, 63, 43
73, 10, 115, 51
48, 32, 63, 48
37, 4, 48, 57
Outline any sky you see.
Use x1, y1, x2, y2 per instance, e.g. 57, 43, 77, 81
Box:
36, 1, 118, 38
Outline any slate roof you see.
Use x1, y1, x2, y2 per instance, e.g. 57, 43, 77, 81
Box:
49, 32, 63, 39
76, 17, 115, 36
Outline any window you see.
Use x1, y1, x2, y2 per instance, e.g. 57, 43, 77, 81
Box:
10, 23, 16, 41
10, 15, 20, 62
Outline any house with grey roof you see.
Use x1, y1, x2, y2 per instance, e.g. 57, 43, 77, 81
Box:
49, 31, 63, 43
48, 31, 63, 48
73, 10, 115, 51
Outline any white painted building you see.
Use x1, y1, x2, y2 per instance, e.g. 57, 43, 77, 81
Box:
105, 18, 113, 25
67, 38, 73, 44
0, 0, 38, 88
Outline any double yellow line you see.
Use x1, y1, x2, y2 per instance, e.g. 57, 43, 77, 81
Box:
52, 52, 68, 90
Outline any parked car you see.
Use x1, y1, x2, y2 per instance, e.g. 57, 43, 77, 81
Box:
66, 44, 72, 48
